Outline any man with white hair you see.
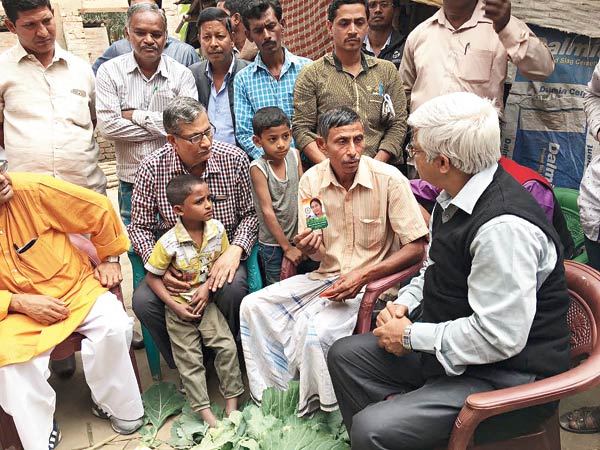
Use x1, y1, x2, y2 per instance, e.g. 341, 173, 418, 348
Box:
328, 92, 571, 449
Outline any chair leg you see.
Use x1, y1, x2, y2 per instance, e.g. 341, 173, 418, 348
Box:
129, 251, 162, 381
141, 324, 162, 381
0, 405, 23, 450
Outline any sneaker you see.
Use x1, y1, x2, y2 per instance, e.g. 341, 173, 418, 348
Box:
48, 420, 62, 450
91, 402, 144, 435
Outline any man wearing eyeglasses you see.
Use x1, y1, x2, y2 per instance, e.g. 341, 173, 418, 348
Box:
96, 3, 197, 232
128, 97, 257, 369
362, 0, 405, 68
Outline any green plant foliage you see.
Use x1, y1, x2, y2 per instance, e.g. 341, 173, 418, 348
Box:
141, 382, 186, 446
260, 381, 300, 419
162, 381, 350, 450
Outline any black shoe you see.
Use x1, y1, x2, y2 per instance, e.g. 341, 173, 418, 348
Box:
50, 355, 76, 379
131, 330, 145, 350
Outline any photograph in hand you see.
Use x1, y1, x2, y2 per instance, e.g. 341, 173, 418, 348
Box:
303, 196, 329, 230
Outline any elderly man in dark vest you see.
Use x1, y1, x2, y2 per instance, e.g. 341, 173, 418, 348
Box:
328, 92, 571, 450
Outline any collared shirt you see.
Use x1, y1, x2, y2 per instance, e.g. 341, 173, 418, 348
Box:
363, 33, 391, 55
0, 173, 130, 367
145, 217, 229, 303
92, 36, 200, 75
581, 61, 600, 242
128, 141, 258, 263
233, 48, 311, 159
207, 59, 236, 145
395, 164, 558, 376
0, 41, 106, 193
585, 60, 600, 140
96, 52, 198, 183
293, 52, 407, 161
410, 177, 555, 221
399, 0, 554, 111
298, 156, 428, 279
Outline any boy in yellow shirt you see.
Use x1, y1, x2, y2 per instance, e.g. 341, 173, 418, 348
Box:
145, 175, 243, 426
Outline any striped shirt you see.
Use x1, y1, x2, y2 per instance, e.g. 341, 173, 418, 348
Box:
233, 48, 311, 160
95, 52, 197, 183
128, 141, 258, 263
298, 156, 428, 279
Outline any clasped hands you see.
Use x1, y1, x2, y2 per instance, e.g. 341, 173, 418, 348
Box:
373, 301, 413, 357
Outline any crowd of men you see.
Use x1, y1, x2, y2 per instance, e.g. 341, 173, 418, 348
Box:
1, 0, 600, 448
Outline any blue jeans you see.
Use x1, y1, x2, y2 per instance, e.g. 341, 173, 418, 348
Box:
259, 244, 284, 286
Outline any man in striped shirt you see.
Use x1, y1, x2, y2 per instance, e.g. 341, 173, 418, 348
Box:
96, 2, 197, 229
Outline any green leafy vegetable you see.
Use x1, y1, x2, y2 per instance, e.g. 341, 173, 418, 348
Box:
162, 381, 350, 450
141, 382, 186, 447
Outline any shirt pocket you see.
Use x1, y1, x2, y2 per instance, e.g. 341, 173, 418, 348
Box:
457, 49, 494, 84
367, 94, 384, 129
58, 88, 91, 127
15, 236, 62, 280
356, 218, 384, 250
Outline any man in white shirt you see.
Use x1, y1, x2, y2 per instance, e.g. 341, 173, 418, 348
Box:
0, 0, 106, 194
96, 2, 197, 238
328, 92, 571, 449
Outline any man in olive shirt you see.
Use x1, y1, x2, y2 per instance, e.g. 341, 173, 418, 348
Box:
292, 0, 407, 165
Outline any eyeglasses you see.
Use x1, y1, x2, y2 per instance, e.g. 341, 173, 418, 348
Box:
367, 1, 392, 10
406, 142, 423, 159
175, 124, 216, 145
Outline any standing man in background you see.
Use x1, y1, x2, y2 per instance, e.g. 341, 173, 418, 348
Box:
190, 7, 249, 146
96, 2, 197, 232
216, 0, 259, 61
399, 0, 554, 112
362, 0, 405, 68
233, 0, 311, 160
293, 0, 407, 165
0, 0, 106, 194
92, 0, 199, 74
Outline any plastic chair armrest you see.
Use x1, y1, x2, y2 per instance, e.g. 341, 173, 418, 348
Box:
354, 259, 423, 334
447, 354, 600, 450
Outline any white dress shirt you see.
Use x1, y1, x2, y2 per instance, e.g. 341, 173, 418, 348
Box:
395, 164, 558, 376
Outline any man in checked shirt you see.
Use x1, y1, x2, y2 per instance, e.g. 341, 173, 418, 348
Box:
129, 97, 257, 369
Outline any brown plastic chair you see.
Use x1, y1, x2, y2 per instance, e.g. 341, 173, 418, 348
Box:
443, 260, 600, 450
0, 234, 142, 450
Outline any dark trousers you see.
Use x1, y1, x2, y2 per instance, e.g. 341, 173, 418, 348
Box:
328, 333, 544, 450
585, 236, 600, 271
132, 264, 248, 368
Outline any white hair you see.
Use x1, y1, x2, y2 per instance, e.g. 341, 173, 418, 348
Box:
407, 92, 501, 175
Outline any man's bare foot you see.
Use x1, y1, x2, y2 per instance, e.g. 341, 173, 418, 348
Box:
199, 408, 217, 427
225, 397, 239, 416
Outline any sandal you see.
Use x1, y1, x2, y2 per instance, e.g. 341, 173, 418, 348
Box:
559, 406, 600, 434
48, 419, 62, 449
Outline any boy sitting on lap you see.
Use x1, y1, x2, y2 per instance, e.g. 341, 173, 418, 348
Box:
145, 175, 244, 426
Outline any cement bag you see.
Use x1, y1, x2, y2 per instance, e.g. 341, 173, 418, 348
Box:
501, 25, 600, 189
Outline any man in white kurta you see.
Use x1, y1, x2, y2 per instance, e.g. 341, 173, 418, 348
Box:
240, 107, 428, 416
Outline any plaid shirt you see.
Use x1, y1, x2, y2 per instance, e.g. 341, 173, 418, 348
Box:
128, 141, 258, 263
233, 48, 311, 160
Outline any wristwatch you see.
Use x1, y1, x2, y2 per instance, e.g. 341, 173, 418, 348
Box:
103, 256, 120, 263
402, 324, 413, 352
